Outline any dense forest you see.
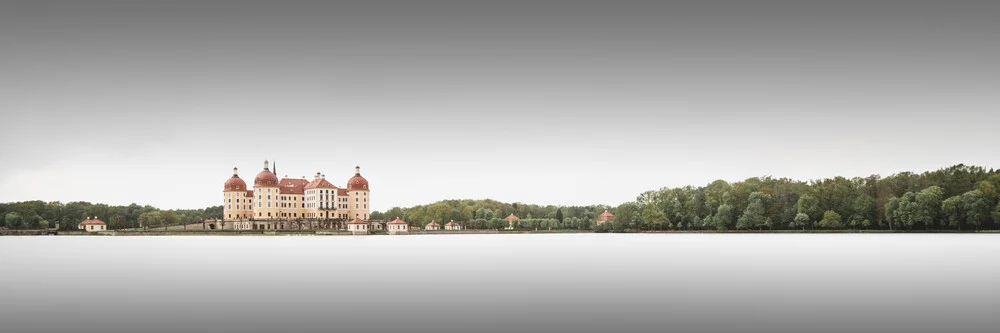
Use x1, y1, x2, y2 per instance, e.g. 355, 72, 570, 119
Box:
373, 164, 1000, 232
0, 201, 223, 230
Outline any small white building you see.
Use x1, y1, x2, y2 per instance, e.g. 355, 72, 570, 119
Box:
445, 220, 462, 230
425, 221, 440, 231
387, 217, 409, 235
347, 218, 368, 234
78, 217, 107, 232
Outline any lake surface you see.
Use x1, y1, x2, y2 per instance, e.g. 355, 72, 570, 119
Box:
1, 234, 997, 333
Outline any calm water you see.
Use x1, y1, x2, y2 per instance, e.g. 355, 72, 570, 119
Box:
1, 234, 997, 333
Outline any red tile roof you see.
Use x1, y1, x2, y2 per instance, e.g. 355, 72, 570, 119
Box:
304, 178, 337, 190
337, 188, 348, 196
79, 218, 106, 226
445, 220, 460, 227
387, 217, 407, 225
246, 190, 254, 197
426, 221, 440, 227
279, 178, 309, 195
506, 214, 519, 221
598, 210, 616, 221
347, 218, 367, 224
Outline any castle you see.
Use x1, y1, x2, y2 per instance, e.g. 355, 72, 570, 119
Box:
221, 160, 370, 230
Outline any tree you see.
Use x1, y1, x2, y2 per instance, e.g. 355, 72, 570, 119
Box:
849, 218, 871, 230
849, 194, 876, 229
884, 197, 901, 230
555, 208, 564, 223
138, 211, 165, 230
4, 212, 23, 229
641, 203, 667, 230
737, 191, 771, 230
714, 203, 733, 231
961, 190, 991, 230
162, 211, 178, 230
791, 213, 810, 230
994, 201, 1000, 225
491, 218, 507, 230
941, 195, 963, 229
892, 193, 918, 230
914, 186, 944, 229
797, 194, 821, 224
817, 210, 844, 229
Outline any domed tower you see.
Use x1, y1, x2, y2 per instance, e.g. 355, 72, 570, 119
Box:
223, 167, 251, 221
253, 160, 281, 220
346, 166, 371, 220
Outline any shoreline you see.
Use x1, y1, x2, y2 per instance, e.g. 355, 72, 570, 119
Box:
2, 229, 991, 236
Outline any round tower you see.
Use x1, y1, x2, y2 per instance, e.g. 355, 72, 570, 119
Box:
253, 160, 281, 220
223, 167, 251, 221
346, 166, 370, 220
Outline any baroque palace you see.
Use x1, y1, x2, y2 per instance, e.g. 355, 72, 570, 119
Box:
220, 160, 371, 230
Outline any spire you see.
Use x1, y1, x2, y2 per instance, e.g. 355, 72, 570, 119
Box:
273, 160, 276, 176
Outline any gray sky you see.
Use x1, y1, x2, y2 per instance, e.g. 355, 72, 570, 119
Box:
1, 0, 998, 211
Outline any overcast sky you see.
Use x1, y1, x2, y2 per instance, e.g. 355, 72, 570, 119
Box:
1, 0, 998, 211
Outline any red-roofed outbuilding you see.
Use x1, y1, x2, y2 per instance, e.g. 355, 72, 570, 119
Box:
78, 217, 107, 232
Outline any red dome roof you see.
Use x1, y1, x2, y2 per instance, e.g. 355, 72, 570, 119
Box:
255, 170, 279, 187
224, 176, 247, 191
347, 166, 369, 191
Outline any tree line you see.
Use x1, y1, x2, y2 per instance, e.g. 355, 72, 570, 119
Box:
604, 164, 1000, 232
371, 199, 610, 231
0, 201, 223, 230
374, 164, 1000, 232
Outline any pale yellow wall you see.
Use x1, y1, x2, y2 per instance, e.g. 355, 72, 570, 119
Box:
347, 190, 370, 220
252, 186, 282, 219
388, 224, 408, 234
305, 188, 347, 219
223, 191, 253, 221
82, 224, 106, 232
278, 193, 306, 220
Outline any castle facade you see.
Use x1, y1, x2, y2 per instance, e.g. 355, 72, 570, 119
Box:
222, 160, 370, 229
